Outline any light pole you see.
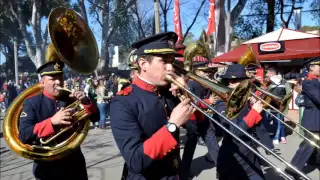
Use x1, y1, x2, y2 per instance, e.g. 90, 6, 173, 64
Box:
154, 0, 160, 33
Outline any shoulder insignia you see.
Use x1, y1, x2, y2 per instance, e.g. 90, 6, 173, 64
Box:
116, 86, 133, 96
20, 112, 28, 118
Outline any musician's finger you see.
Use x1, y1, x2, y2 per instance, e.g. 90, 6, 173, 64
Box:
60, 120, 71, 125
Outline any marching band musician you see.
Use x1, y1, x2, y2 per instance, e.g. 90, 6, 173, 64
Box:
285, 57, 320, 178
18, 56, 97, 179
213, 64, 265, 180
181, 62, 220, 179
110, 32, 196, 180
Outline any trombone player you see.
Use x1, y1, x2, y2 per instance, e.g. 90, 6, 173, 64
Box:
214, 64, 265, 180
110, 32, 197, 180
18, 53, 97, 179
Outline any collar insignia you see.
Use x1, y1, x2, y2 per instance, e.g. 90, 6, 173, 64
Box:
20, 112, 27, 117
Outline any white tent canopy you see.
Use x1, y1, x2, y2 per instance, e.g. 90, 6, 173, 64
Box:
243, 28, 319, 44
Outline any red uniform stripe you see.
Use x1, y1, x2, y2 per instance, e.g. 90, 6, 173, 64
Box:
143, 126, 178, 160
33, 118, 55, 138
243, 109, 262, 128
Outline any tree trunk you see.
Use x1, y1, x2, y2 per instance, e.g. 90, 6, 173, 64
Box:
163, 11, 168, 32
9, 0, 44, 68
98, 0, 111, 74
14, 39, 19, 85
77, 0, 88, 23
266, 0, 275, 32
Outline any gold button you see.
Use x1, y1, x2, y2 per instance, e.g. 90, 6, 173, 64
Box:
164, 104, 167, 108
164, 153, 167, 156
168, 149, 171, 153
172, 146, 175, 149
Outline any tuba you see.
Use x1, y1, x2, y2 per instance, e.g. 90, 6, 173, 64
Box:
173, 30, 251, 118
3, 7, 99, 161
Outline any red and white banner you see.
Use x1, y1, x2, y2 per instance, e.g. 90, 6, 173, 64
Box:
206, 0, 215, 35
174, 0, 183, 43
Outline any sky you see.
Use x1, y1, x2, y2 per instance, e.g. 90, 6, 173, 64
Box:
0, 0, 318, 65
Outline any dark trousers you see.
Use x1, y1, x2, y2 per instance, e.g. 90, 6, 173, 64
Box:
33, 150, 88, 180
289, 132, 320, 170
181, 119, 219, 178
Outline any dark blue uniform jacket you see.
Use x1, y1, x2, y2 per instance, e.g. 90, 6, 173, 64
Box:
301, 75, 320, 131
110, 77, 181, 180
19, 90, 97, 180
214, 100, 264, 180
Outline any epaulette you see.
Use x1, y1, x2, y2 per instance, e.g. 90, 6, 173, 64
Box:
116, 86, 133, 96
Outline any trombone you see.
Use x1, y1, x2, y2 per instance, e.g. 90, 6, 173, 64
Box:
165, 74, 310, 180
170, 30, 311, 180
237, 46, 320, 147
249, 86, 320, 149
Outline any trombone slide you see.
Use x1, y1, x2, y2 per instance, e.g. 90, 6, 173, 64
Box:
165, 75, 311, 180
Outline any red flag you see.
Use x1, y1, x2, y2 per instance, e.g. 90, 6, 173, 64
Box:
174, 0, 183, 43
207, 0, 216, 35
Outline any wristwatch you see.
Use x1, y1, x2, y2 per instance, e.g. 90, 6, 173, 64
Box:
166, 122, 178, 138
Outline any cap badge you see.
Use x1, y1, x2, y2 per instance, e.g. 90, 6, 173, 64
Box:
168, 40, 174, 49
54, 63, 61, 71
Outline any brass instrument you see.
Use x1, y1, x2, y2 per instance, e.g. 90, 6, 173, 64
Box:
174, 30, 251, 119
3, 7, 99, 161
169, 32, 310, 180
237, 46, 320, 147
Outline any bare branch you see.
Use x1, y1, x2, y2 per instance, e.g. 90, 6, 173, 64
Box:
280, 0, 286, 27
87, 0, 104, 11
94, 10, 103, 27
286, 0, 295, 27
230, 0, 248, 26
182, 0, 206, 42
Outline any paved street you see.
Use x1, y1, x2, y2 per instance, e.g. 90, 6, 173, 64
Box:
0, 112, 319, 180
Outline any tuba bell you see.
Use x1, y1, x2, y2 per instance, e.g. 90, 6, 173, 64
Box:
3, 7, 99, 161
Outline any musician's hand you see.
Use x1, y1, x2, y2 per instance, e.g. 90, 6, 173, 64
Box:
169, 98, 195, 127
69, 90, 90, 104
252, 100, 263, 113
208, 94, 219, 105
168, 73, 186, 97
51, 108, 72, 125
248, 96, 257, 104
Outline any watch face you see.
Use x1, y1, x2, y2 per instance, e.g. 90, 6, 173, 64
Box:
168, 124, 176, 132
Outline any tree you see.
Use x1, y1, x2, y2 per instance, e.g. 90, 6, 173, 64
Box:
4, 0, 75, 69
129, 1, 154, 39
159, 0, 173, 32
309, 0, 320, 26
88, 0, 136, 74
279, 0, 295, 28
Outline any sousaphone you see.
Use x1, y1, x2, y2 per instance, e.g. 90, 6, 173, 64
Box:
3, 7, 99, 161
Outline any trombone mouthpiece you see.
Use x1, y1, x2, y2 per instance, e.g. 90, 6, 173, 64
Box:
164, 74, 174, 82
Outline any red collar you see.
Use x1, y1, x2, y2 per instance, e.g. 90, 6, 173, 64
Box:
134, 77, 158, 93
307, 73, 319, 80
43, 90, 56, 100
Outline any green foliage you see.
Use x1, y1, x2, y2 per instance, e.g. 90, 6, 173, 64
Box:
309, 0, 320, 26
300, 26, 320, 32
